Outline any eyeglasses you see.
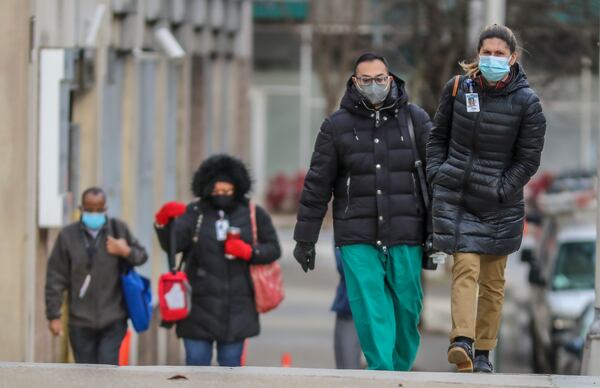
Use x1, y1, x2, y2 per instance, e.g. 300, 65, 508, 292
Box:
354, 75, 390, 86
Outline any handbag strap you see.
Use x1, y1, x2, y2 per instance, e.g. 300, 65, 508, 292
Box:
111, 218, 131, 274
249, 201, 258, 246
404, 104, 431, 209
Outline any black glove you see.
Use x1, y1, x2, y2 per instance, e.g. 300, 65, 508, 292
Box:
294, 241, 316, 272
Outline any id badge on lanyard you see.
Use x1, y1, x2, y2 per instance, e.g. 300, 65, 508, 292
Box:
465, 79, 480, 113
215, 210, 230, 241
79, 231, 99, 299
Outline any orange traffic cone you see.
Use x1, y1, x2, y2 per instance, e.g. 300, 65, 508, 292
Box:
241, 339, 248, 366
280, 352, 292, 367
118, 329, 131, 366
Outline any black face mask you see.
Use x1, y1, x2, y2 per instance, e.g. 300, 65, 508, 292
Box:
210, 195, 236, 211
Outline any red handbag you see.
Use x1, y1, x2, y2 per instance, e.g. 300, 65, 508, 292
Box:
249, 202, 284, 313
158, 270, 191, 322
158, 222, 192, 322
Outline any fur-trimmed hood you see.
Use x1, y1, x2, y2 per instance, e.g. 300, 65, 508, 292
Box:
191, 154, 253, 203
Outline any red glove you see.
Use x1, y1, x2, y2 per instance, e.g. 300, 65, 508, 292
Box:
155, 201, 187, 226
224, 239, 253, 261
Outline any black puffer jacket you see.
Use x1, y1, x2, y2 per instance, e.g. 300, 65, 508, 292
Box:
427, 64, 546, 256
155, 155, 281, 342
156, 202, 280, 342
294, 75, 433, 248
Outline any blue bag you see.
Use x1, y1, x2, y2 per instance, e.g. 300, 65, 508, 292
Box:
112, 219, 153, 333
121, 268, 153, 332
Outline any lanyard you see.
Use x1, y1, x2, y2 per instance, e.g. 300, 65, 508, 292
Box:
81, 229, 102, 271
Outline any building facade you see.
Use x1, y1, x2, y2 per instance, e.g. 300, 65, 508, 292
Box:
0, 0, 252, 364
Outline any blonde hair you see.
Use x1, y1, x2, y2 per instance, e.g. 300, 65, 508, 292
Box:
460, 24, 519, 78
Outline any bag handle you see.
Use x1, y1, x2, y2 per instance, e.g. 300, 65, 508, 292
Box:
111, 218, 131, 274
168, 221, 177, 273
249, 201, 258, 246
404, 104, 431, 209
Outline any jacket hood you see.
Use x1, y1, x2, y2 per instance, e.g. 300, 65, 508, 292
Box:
340, 72, 408, 116
191, 154, 253, 203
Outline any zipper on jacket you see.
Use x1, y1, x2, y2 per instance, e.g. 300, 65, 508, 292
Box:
453, 92, 485, 251
360, 100, 395, 129
353, 127, 359, 141
344, 176, 351, 215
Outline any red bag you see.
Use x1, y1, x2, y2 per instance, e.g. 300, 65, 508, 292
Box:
158, 222, 192, 322
158, 270, 192, 322
249, 202, 284, 313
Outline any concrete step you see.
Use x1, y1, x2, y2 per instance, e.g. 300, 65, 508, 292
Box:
0, 363, 598, 388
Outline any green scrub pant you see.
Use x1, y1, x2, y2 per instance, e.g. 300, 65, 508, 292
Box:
340, 244, 423, 371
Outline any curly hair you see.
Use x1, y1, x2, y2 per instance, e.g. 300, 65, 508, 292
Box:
191, 154, 253, 203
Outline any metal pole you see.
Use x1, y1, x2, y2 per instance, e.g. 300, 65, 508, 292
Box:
580, 56, 592, 170
250, 87, 267, 205
485, 0, 506, 25
581, 14, 600, 376
299, 24, 313, 170
483, 0, 506, 371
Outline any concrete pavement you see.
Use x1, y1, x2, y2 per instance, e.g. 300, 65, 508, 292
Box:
1, 363, 599, 388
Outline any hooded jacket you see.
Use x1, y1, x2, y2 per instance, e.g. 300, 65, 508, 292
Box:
294, 75, 433, 248
155, 155, 281, 342
426, 64, 546, 256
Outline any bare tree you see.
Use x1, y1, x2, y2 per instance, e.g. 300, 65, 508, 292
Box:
310, 0, 365, 114
409, 0, 470, 115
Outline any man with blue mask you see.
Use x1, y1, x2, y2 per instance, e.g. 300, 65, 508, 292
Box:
45, 187, 148, 365
294, 53, 435, 371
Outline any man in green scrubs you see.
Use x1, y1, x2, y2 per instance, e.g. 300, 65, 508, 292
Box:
293, 53, 433, 370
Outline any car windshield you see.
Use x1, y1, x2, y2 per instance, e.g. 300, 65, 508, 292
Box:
552, 241, 595, 291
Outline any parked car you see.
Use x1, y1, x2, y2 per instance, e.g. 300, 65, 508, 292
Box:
528, 222, 596, 373
555, 303, 595, 375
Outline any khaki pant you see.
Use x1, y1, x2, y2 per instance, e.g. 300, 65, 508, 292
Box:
450, 253, 508, 350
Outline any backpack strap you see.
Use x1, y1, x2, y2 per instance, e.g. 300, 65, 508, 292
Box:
404, 104, 431, 209
452, 75, 461, 97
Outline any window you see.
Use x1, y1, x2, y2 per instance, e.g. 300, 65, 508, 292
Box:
552, 241, 595, 291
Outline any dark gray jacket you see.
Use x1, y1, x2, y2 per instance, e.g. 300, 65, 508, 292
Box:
45, 218, 148, 329
427, 64, 546, 256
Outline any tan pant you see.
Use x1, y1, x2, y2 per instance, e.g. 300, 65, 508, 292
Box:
450, 252, 508, 350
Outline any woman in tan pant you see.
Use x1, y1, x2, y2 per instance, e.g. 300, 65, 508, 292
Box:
426, 24, 546, 373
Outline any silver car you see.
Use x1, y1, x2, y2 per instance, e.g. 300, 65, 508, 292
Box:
528, 223, 596, 373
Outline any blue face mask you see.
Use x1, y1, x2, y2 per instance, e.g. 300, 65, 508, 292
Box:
82, 212, 107, 230
479, 55, 511, 82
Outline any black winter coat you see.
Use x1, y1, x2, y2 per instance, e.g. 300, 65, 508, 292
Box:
156, 201, 281, 342
427, 64, 546, 256
295, 75, 433, 248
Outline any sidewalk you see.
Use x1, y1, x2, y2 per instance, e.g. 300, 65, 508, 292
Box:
0, 363, 598, 388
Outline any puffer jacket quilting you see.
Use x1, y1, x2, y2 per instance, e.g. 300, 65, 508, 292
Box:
295, 75, 433, 248
426, 64, 546, 256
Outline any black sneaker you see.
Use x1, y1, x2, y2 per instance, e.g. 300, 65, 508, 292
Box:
473, 354, 494, 373
447, 339, 474, 373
